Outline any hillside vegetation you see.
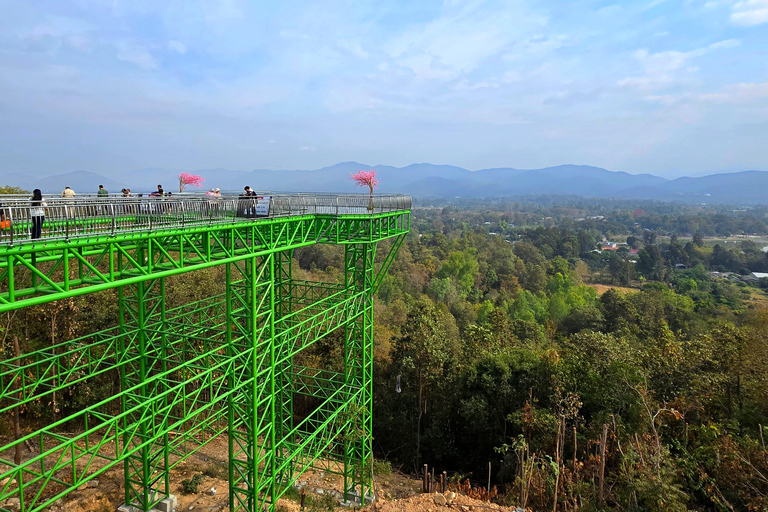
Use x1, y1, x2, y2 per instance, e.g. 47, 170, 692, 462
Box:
355, 199, 768, 511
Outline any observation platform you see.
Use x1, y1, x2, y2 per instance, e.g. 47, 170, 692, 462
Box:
0, 193, 411, 245
0, 193, 410, 512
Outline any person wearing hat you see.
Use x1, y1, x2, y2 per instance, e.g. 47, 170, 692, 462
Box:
206, 187, 222, 213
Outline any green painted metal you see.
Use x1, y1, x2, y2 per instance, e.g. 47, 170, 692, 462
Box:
0, 195, 409, 512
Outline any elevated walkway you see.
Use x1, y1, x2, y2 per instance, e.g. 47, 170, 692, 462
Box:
0, 193, 410, 245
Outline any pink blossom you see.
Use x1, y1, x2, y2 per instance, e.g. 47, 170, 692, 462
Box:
350, 170, 379, 195
178, 172, 205, 192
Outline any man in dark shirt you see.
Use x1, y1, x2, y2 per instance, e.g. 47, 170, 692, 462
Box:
239, 186, 256, 217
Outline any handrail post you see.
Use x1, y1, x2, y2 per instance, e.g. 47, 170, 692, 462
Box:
110, 203, 116, 235
64, 205, 70, 240
8, 206, 14, 245
180, 201, 186, 228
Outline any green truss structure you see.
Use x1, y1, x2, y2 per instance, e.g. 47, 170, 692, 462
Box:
0, 194, 410, 512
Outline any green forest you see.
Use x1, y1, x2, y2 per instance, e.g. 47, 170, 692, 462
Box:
365, 199, 768, 511
4, 198, 768, 511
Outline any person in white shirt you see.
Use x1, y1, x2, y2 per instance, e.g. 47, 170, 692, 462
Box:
30, 189, 47, 239
61, 186, 75, 198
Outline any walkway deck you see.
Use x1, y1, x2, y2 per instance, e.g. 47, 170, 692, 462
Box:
0, 193, 411, 245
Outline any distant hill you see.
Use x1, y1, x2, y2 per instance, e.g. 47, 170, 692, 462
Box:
0, 163, 766, 204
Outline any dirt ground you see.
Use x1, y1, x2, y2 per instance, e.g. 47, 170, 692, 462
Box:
5, 433, 516, 512
585, 283, 637, 295
362, 492, 515, 512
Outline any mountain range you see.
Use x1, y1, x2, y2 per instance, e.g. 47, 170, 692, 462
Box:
1, 162, 766, 204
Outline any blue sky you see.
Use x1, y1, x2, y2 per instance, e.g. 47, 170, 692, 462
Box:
0, 0, 767, 177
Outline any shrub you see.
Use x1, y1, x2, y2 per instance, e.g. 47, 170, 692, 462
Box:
181, 474, 203, 494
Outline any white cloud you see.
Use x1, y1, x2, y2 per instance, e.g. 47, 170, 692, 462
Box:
502, 70, 521, 83
618, 39, 740, 91
167, 40, 187, 54
453, 79, 497, 91
731, 0, 768, 25
700, 81, 768, 102
337, 40, 368, 60
641, 80, 768, 105
387, 1, 548, 82
117, 43, 158, 69
707, 38, 740, 49
298, 146, 316, 151
323, 86, 384, 113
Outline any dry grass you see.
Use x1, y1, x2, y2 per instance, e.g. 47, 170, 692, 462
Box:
586, 284, 637, 295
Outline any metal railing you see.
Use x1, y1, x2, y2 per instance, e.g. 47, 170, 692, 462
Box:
0, 193, 411, 245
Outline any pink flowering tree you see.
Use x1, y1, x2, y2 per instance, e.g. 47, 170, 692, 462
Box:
178, 172, 205, 193
351, 170, 379, 197
351, 170, 379, 210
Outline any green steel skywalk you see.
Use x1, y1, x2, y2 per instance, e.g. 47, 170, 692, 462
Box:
0, 193, 410, 512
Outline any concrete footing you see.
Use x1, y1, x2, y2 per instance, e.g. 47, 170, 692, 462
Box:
118, 494, 177, 512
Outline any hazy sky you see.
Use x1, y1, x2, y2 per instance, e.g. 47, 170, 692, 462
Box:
1, 0, 767, 178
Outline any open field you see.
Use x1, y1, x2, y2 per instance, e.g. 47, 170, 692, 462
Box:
586, 284, 637, 295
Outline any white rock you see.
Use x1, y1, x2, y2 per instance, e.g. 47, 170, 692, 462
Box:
210, 487, 217, 496
433, 493, 447, 506
444, 491, 456, 504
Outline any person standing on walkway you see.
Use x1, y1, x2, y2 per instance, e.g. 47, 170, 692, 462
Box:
97, 185, 108, 197
61, 186, 75, 198
238, 186, 255, 217
30, 189, 46, 239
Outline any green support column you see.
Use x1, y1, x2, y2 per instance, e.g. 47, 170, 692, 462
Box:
228, 259, 256, 512
274, 249, 295, 487
343, 242, 376, 504
119, 277, 170, 511
229, 255, 278, 512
